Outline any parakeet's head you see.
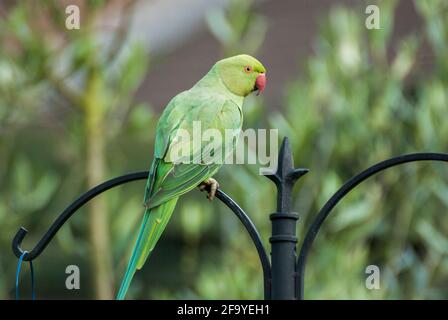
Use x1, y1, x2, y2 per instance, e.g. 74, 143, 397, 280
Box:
216, 54, 267, 97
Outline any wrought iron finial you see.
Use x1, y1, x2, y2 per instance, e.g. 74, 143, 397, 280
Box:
265, 137, 309, 299
265, 137, 309, 212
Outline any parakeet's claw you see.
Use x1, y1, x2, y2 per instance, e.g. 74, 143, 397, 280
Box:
198, 178, 220, 201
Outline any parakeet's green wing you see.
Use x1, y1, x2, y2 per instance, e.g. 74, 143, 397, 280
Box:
117, 91, 242, 300
143, 91, 242, 208
135, 161, 220, 269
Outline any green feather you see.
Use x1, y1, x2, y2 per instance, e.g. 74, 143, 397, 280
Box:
116, 199, 177, 300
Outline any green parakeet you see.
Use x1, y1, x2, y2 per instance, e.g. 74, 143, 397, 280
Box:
117, 54, 267, 299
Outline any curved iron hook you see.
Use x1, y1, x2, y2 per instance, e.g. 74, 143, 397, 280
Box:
213, 190, 271, 299
296, 152, 448, 299
12, 171, 271, 298
12, 172, 148, 261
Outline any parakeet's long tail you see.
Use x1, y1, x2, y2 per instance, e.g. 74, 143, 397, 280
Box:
116, 197, 179, 300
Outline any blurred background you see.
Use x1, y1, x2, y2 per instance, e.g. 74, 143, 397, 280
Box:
0, 0, 447, 299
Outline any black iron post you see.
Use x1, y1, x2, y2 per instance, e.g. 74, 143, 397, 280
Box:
265, 138, 308, 299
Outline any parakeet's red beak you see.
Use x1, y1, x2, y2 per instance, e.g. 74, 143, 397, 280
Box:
255, 73, 266, 95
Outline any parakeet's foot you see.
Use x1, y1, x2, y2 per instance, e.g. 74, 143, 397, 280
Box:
198, 178, 220, 201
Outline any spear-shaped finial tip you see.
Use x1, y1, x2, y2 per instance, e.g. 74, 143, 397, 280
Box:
265, 137, 309, 185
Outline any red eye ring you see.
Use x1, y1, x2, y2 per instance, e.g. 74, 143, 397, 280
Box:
244, 65, 252, 73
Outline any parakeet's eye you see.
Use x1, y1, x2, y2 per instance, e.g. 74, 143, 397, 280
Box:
244, 65, 252, 73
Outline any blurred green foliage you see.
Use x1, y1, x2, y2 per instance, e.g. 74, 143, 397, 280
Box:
0, 0, 152, 299
0, 0, 447, 300
192, 0, 448, 299
276, 1, 448, 299
206, 0, 267, 56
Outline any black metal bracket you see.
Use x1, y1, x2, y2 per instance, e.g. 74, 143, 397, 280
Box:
296, 152, 448, 299
11, 172, 272, 299
11, 137, 448, 300
265, 138, 308, 299
263, 139, 448, 299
